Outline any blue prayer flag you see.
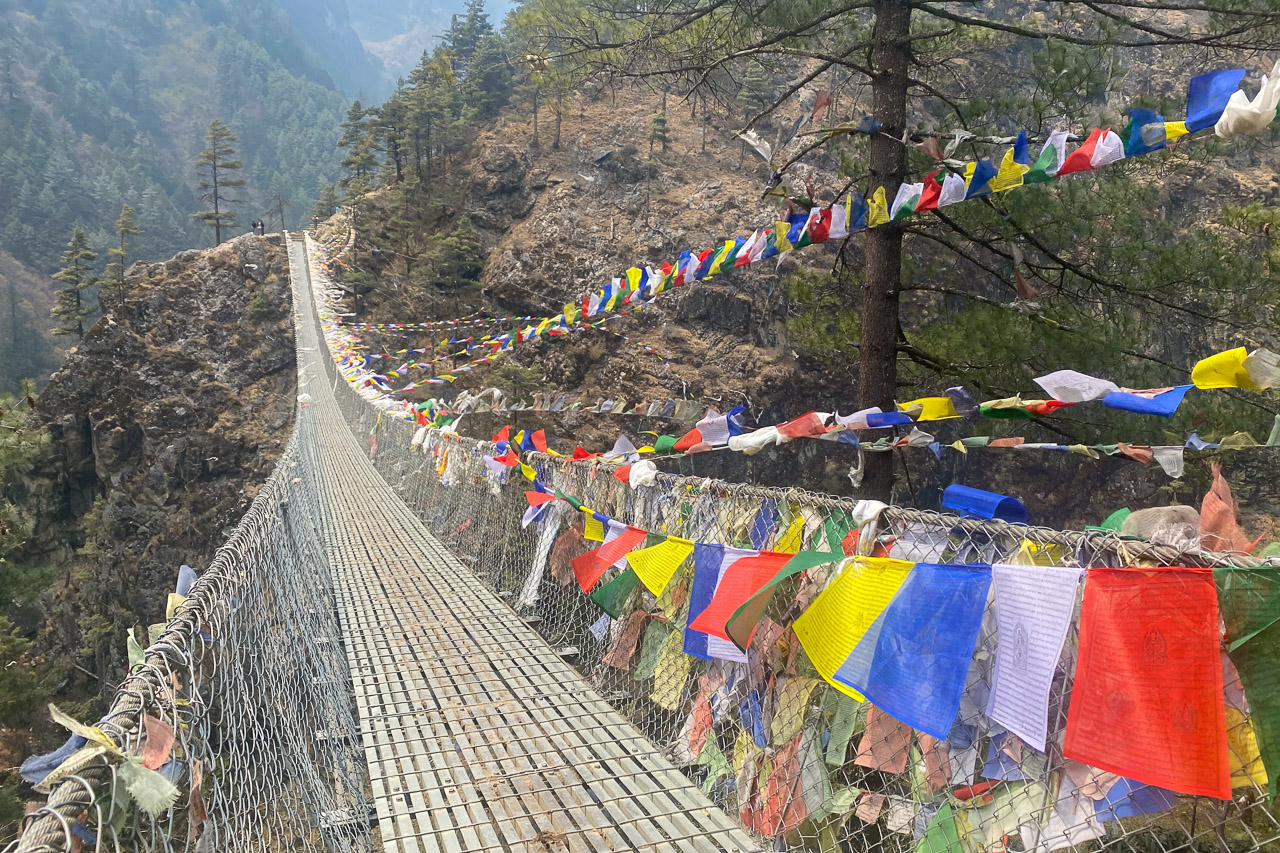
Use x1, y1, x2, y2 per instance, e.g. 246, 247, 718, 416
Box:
833, 562, 993, 738
1125, 108, 1167, 156
865, 412, 913, 428
1013, 131, 1029, 166
685, 544, 725, 661
1101, 384, 1192, 416
1186, 68, 1246, 132
965, 159, 1000, 199
749, 498, 780, 550
786, 212, 810, 245
850, 194, 868, 232
1094, 777, 1176, 822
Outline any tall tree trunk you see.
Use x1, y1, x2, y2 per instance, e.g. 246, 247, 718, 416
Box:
553, 94, 562, 150
212, 161, 221, 245
858, 0, 911, 501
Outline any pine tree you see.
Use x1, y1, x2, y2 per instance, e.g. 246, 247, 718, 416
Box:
426, 217, 484, 289
313, 183, 339, 220
102, 204, 141, 311
191, 120, 245, 245
50, 227, 97, 339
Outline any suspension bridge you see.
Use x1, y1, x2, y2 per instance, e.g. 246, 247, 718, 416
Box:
8, 231, 1279, 853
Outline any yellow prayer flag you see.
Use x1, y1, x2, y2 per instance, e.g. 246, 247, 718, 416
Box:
1011, 539, 1065, 566
899, 396, 960, 421
866, 186, 890, 228
708, 240, 735, 276
792, 557, 914, 700
651, 628, 692, 711
626, 536, 694, 595
1191, 347, 1259, 390
775, 511, 806, 554
989, 147, 1030, 193
1227, 706, 1269, 788
583, 514, 605, 542
774, 222, 795, 253
1164, 121, 1189, 142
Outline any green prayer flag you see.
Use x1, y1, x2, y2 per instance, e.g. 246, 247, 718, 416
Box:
825, 692, 862, 767
892, 194, 921, 222
1099, 508, 1131, 531
1024, 144, 1058, 184
824, 511, 854, 552
591, 568, 640, 617
1215, 566, 1280, 801
634, 620, 672, 680
696, 738, 731, 794
725, 549, 845, 650
979, 405, 1035, 420
917, 802, 962, 853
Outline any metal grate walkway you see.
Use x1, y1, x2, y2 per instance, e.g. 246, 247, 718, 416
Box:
287, 237, 761, 853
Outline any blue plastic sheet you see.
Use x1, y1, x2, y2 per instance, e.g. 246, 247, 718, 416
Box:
1186, 68, 1247, 132
833, 562, 993, 738
942, 484, 1027, 523
1101, 385, 1192, 416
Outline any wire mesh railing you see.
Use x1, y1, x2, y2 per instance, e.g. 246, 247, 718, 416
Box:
8, 235, 372, 853
313, 236, 1280, 852
13, 224, 1280, 853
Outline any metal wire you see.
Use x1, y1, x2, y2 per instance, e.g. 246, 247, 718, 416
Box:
14, 228, 1278, 853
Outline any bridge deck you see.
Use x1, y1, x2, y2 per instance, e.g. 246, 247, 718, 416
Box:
287, 237, 760, 853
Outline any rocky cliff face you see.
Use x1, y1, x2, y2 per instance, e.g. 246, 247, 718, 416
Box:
19, 234, 295, 687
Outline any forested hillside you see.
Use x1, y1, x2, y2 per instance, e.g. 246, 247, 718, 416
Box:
322, 0, 1280, 498
0, 0, 356, 390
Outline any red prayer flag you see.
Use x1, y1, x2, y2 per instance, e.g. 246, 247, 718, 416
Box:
808, 208, 832, 244
1064, 568, 1230, 799
688, 550, 794, 641
917, 171, 942, 212
672, 427, 704, 452
776, 411, 828, 439
573, 526, 647, 592
1056, 127, 1105, 177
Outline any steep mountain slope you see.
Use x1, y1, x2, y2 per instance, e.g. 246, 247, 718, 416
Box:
0, 0, 354, 390
0, 233, 295, 835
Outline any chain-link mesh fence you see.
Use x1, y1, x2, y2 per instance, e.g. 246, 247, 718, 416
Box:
317, 224, 1280, 853
8, 235, 372, 853
13, 227, 1280, 853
